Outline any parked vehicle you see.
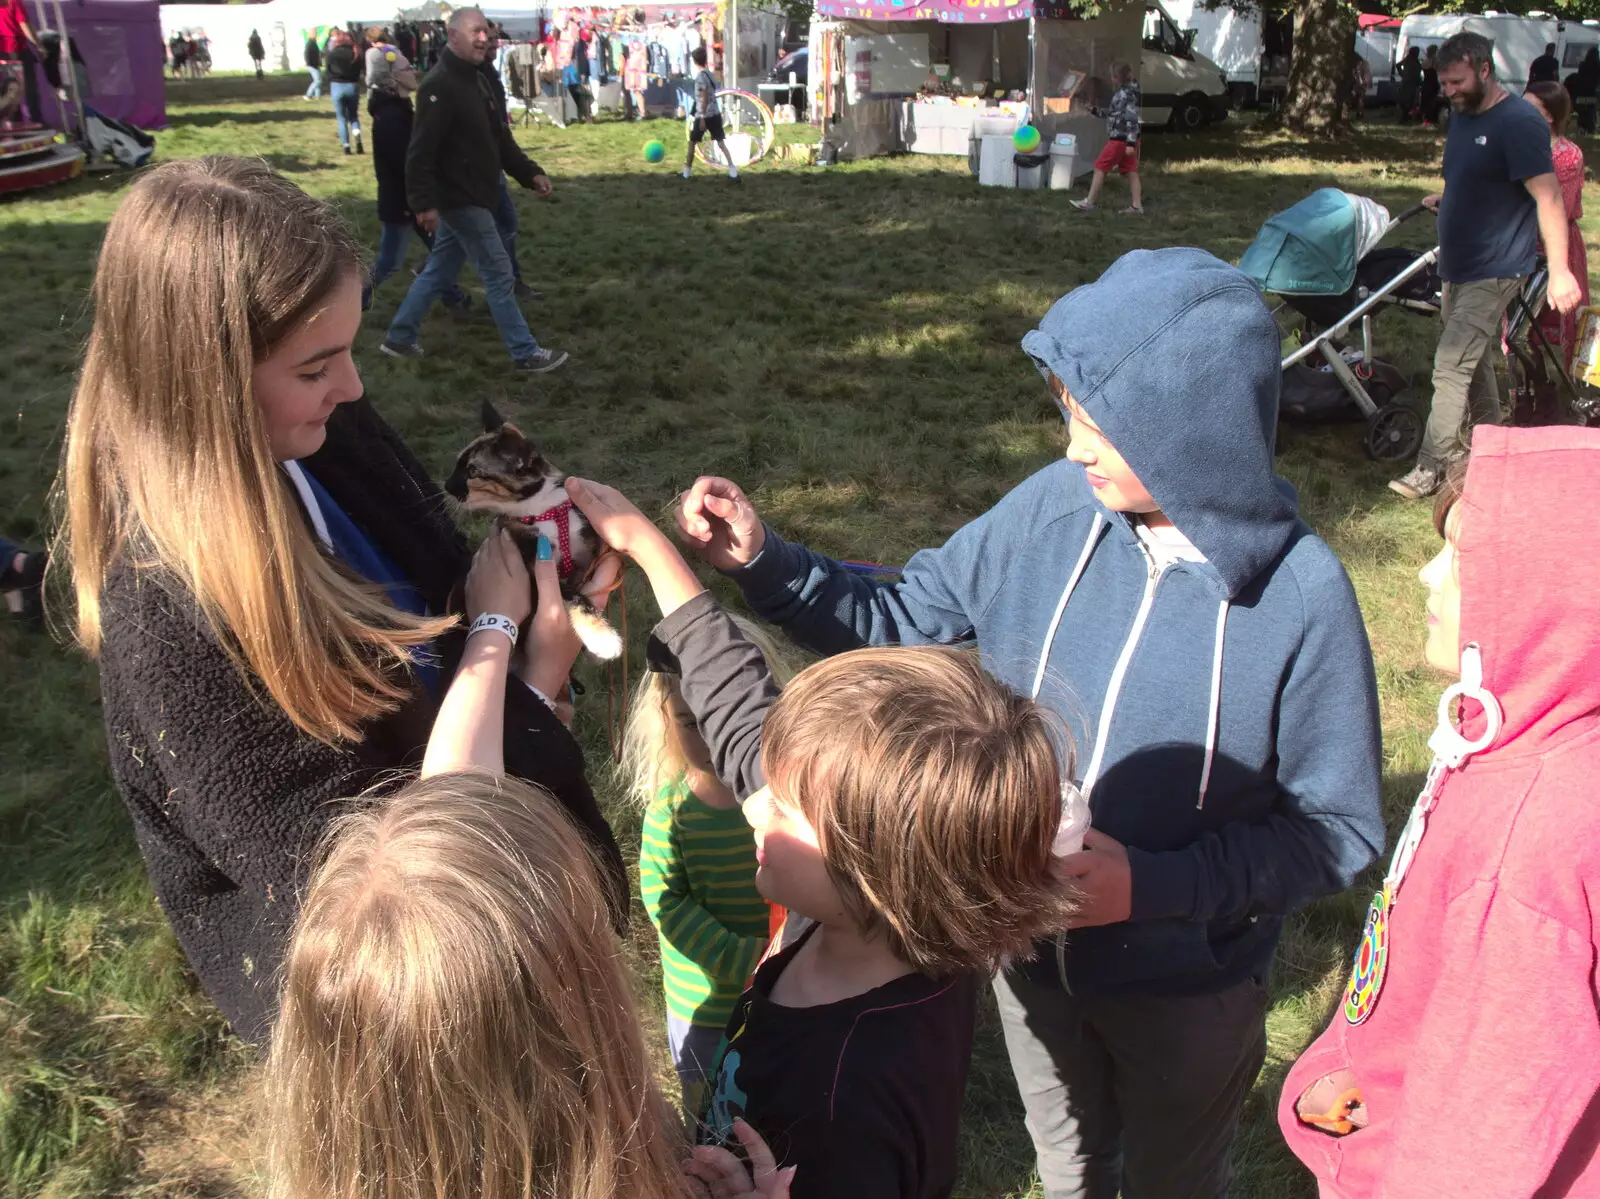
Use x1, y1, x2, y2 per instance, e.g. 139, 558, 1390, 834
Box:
1141, 3, 1231, 129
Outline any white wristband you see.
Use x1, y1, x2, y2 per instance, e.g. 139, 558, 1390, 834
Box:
468, 613, 520, 648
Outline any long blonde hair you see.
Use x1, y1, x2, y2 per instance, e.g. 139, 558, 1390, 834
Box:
264, 772, 686, 1199
56, 157, 452, 744
620, 612, 795, 807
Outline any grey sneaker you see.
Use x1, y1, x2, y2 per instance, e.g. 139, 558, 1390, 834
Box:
513, 348, 569, 374
1071, 198, 1097, 211
1388, 464, 1443, 500
379, 340, 424, 360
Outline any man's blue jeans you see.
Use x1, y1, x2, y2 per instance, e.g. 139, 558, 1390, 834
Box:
367, 221, 467, 309
305, 66, 323, 97
387, 206, 539, 361
494, 174, 524, 284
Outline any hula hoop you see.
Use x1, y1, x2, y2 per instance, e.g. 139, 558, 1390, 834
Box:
691, 88, 776, 168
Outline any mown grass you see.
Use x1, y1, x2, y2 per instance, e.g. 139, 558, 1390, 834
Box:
3, 72, 1590, 1196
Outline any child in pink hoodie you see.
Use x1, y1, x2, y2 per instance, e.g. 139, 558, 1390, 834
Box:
1280, 425, 1600, 1198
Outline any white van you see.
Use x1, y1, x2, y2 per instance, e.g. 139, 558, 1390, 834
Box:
1142, 3, 1233, 129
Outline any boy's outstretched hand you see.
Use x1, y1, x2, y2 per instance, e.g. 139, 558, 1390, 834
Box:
567, 478, 707, 619
676, 476, 766, 571
681, 1119, 796, 1199
1054, 828, 1133, 928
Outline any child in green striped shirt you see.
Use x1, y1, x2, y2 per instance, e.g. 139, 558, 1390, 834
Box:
625, 618, 792, 1117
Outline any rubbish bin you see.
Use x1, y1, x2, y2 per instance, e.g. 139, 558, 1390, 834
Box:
978, 135, 1017, 187
1048, 135, 1077, 190
1014, 151, 1049, 190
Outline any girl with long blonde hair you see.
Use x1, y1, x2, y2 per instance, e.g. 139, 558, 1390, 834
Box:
56, 156, 621, 1044
266, 528, 793, 1199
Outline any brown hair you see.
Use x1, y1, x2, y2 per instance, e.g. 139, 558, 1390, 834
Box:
56, 157, 453, 744
1112, 60, 1134, 85
1433, 458, 1471, 538
1525, 79, 1572, 133
264, 772, 685, 1199
1437, 31, 1494, 76
761, 647, 1077, 975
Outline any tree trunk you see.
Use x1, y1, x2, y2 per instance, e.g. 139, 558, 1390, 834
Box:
1281, 0, 1356, 136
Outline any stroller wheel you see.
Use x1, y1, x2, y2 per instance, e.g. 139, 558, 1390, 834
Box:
1364, 402, 1424, 462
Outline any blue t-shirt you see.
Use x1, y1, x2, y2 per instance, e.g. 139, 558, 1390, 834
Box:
1438, 93, 1554, 283
298, 465, 441, 696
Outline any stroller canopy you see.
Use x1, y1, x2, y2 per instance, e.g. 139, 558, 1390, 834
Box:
1239, 189, 1392, 297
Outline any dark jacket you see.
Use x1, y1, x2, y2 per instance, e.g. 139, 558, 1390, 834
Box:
478, 53, 510, 124
325, 42, 360, 83
406, 46, 542, 213
369, 89, 416, 223
304, 38, 320, 68
96, 399, 624, 1047
247, 32, 264, 59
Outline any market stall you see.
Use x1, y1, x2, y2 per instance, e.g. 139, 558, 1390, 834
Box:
28, 0, 165, 129
807, 0, 1141, 169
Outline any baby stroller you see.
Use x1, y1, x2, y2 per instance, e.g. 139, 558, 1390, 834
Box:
1241, 189, 1442, 461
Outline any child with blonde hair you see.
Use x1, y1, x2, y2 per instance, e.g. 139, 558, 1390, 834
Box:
265, 531, 792, 1199
625, 616, 793, 1117
568, 477, 1079, 1198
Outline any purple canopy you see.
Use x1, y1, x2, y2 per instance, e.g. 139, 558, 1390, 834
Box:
27, 0, 167, 130
816, 0, 1075, 22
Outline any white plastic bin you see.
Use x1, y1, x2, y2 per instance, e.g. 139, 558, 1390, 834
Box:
1048, 135, 1077, 191
978, 134, 1017, 187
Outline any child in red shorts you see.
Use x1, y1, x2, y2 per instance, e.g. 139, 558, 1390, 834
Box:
1073, 62, 1143, 215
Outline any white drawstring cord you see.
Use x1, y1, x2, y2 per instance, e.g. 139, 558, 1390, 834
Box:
1196, 598, 1229, 810
1030, 514, 1104, 701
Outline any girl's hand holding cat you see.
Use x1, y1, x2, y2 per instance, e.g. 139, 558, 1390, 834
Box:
523, 543, 584, 704
466, 530, 532, 625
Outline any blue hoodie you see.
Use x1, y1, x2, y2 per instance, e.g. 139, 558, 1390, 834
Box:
724, 247, 1385, 996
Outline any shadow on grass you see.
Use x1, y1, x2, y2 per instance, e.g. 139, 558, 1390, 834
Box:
168, 107, 332, 128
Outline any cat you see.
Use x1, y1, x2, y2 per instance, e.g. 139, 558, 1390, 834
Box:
444, 401, 623, 661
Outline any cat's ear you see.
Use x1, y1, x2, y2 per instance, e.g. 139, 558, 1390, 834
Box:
481, 399, 507, 433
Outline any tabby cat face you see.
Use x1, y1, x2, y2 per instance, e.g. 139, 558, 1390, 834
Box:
444, 401, 566, 514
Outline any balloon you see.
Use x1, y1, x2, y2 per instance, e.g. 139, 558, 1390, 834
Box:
1013, 124, 1042, 153
643, 139, 666, 163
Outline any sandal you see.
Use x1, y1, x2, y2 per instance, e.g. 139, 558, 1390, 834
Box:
1, 547, 47, 624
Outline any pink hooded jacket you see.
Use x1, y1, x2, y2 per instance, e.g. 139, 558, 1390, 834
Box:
1280, 425, 1600, 1198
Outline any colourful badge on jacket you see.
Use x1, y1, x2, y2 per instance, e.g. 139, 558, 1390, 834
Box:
1342, 884, 1391, 1025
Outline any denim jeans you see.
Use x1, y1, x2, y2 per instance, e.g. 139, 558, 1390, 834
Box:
387, 206, 539, 360
330, 81, 359, 146
493, 174, 523, 283
367, 221, 467, 308
305, 66, 324, 97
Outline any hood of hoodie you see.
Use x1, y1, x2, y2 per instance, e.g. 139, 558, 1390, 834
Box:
1456, 425, 1600, 755
1021, 246, 1297, 598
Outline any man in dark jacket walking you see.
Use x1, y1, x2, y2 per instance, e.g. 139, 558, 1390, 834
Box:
381, 6, 566, 372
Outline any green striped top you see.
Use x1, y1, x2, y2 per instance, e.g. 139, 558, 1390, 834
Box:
639, 777, 771, 1028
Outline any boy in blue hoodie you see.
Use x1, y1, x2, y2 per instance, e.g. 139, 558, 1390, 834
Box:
672, 247, 1385, 1199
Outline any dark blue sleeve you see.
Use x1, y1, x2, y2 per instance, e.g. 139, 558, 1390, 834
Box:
722, 469, 1057, 657
1505, 102, 1556, 181
1126, 550, 1386, 924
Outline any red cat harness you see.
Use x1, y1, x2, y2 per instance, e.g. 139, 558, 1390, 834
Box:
517, 499, 575, 577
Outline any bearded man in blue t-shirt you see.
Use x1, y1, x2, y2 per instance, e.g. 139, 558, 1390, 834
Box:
1390, 32, 1583, 500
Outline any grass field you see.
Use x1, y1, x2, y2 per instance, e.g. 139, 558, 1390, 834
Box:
2, 72, 1590, 1198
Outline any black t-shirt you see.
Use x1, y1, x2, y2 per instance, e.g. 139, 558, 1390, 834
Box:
1438, 93, 1554, 283
699, 925, 979, 1199
1529, 54, 1560, 84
